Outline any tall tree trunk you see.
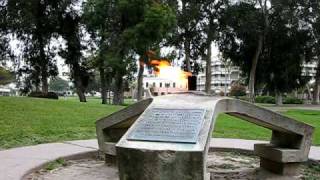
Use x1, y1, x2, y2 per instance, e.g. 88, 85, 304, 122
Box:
100, 68, 107, 104
113, 72, 124, 105
75, 77, 87, 102
73, 64, 86, 102
312, 61, 320, 104
137, 59, 144, 101
205, 42, 212, 94
41, 72, 48, 94
39, 37, 48, 94
248, 35, 264, 103
275, 90, 283, 106
306, 84, 313, 101
184, 40, 192, 72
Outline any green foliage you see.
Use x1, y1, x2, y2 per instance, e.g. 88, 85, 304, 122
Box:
45, 158, 67, 171
218, 0, 310, 95
255, 96, 303, 104
6, 0, 61, 92
49, 77, 69, 92
283, 97, 303, 105
255, 96, 275, 104
120, 1, 177, 55
168, 0, 203, 73
0, 67, 14, 85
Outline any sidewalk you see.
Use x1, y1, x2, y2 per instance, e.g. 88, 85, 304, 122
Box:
0, 138, 319, 180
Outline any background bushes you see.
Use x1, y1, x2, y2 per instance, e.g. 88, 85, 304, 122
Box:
28, 92, 59, 100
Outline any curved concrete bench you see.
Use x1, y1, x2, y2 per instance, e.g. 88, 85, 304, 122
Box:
96, 92, 314, 180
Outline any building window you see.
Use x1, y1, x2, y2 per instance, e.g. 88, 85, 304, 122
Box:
173, 82, 176, 88
146, 82, 149, 88
165, 83, 170, 88
153, 82, 156, 87
160, 83, 162, 88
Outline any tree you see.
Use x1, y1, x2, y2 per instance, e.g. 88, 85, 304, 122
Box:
219, 0, 309, 105
83, 0, 176, 103
59, 0, 90, 102
218, 0, 267, 103
0, 1, 11, 66
302, 0, 320, 104
0, 67, 14, 85
6, 0, 60, 93
219, 1, 264, 102
261, 19, 310, 105
83, 0, 121, 104
49, 77, 69, 92
118, 0, 176, 101
200, 0, 227, 94
172, 0, 202, 73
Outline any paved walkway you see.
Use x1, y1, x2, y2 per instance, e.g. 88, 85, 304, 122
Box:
1, 138, 320, 180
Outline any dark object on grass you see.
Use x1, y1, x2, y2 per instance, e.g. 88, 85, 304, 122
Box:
28, 92, 59, 100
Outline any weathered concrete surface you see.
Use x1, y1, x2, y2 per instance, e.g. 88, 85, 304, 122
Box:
116, 94, 220, 180
96, 98, 153, 156
0, 140, 98, 180
2, 138, 320, 180
96, 92, 314, 179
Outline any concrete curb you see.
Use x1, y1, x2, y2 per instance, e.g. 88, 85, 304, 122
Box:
1, 138, 319, 180
0, 140, 99, 180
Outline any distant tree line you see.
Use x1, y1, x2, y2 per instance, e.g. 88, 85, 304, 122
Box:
0, 0, 319, 105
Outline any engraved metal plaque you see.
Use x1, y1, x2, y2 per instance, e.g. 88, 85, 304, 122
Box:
127, 108, 206, 144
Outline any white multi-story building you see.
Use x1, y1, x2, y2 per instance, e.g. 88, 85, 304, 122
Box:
142, 75, 189, 96
302, 61, 318, 82
197, 58, 318, 95
197, 58, 241, 94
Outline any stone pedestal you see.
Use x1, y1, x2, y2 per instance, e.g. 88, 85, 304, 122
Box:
96, 92, 314, 180
116, 94, 220, 180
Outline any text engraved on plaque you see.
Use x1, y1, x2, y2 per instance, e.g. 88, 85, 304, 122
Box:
127, 108, 206, 143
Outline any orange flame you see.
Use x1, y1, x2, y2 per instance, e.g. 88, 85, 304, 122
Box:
150, 60, 192, 84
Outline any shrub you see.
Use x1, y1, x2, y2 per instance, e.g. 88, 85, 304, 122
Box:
229, 84, 246, 97
255, 96, 275, 104
237, 96, 250, 101
283, 97, 303, 104
255, 96, 303, 104
28, 92, 59, 100
219, 91, 225, 96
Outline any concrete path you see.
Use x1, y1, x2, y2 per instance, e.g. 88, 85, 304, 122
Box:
0, 140, 98, 180
1, 138, 320, 180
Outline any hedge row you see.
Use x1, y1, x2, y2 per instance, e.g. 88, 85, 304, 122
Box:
237, 96, 303, 104
28, 92, 59, 100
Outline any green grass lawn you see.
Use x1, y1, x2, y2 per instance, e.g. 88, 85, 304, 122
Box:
0, 96, 123, 148
0, 96, 319, 149
214, 110, 320, 145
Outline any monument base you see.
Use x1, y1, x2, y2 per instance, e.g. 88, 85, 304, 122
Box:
257, 169, 299, 180
260, 158, 300, 176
